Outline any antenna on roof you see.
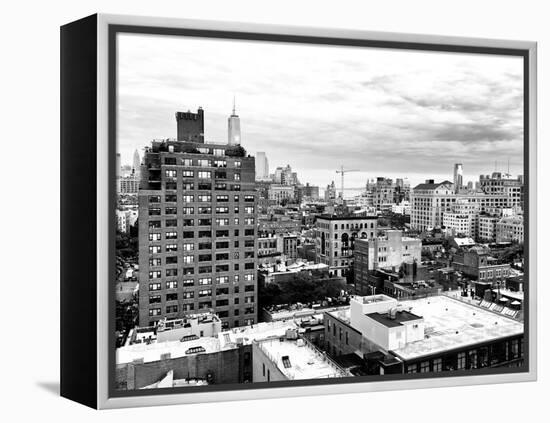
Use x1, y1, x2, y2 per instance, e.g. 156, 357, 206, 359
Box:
505, 158, 511, 178
232, 95, 236, 115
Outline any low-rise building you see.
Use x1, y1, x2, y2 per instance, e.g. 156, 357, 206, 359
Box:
496, 215, 524, 244
324, 294, 524, 375
116, 320, 298, 389
252, 330, 348, 382
124, 313, 223, 346
354, 230, 421, 294
452, 248, 511, 282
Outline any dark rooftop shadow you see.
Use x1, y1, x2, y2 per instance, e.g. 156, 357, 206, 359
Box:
36, 381, 60, 396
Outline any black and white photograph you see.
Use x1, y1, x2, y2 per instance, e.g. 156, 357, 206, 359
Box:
113, 29, 528, 392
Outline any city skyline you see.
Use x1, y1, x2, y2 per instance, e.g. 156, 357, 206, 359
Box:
117, 33, 523, 191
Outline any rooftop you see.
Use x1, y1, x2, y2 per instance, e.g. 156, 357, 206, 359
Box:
256, 337, 347, 380
117, 336, 223, 364
316, 214, 378, 221
366, 310, 423, 328
413, 180, 453, 190
217, 321, 298, 349
390, 295, 523, 361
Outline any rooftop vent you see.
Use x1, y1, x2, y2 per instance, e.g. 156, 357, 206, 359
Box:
282, 355, 292, 368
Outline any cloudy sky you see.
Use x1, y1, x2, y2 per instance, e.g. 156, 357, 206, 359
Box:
117, 33, 524, 192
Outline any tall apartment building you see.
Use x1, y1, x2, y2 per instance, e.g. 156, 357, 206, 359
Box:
314, 215, 378, 277
138, 110, 258, 329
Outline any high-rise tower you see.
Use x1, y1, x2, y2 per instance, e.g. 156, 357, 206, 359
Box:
228, 97, 241, 145
256, 152, 269, 180
453, 163, 463, 193
133, 149, 141, 177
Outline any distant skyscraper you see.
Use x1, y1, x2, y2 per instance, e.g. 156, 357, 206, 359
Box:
453, 163, 463, 193
256, 152, 269, 179
227, 97, 241, 145
228, 97, 241, 145
133, 149, 141, 176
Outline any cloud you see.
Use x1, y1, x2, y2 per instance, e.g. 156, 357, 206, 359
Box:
117, 34, 524, 188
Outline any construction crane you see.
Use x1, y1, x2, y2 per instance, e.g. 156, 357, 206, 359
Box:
335, 166, 359, 199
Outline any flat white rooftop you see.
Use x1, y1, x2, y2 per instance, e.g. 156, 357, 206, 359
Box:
328, 295, 523, 361
218, 321, 298, 348
257, 338, 347, 380
117, 336, 223, 364
392, 295, 523, 361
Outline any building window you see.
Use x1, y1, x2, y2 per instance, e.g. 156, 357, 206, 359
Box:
149, 245, 161, 254
166, 281, 178, 289
149, 295, 161, 304
148, 208, 161, 216
166, 305, 178, 314
149, 258, 161, 266
407, 364, 417, 374
149, 308, 161, 317
511, 339, 519, 359
457, 352, 466, 370
468, 350, 477, 369
433, 358, 442, 372
198, 171, 211, 179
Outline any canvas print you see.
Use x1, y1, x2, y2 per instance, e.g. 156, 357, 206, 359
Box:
113, 32, 526, 392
